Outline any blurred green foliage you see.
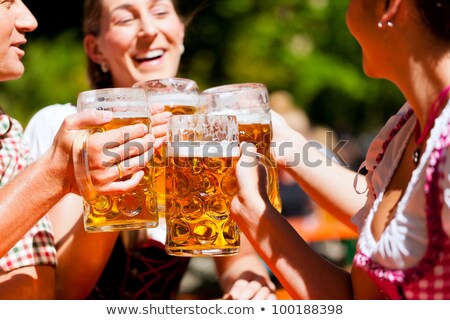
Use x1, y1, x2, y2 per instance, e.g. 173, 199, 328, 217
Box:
180, 0, 405, 136
0, 0, 405, 138
0, 31, 89, 126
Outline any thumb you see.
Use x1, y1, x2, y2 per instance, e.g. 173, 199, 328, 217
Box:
63, 109, 113, 130
237, 142, 270, 202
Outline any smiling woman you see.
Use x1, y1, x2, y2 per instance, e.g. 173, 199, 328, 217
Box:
83, 0, 185, 88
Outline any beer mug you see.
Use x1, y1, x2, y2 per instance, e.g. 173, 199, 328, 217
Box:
165, 114, 241, 256
73, 88, 158, 232
133, 77, 199, 114
133, 78, 200, 214
201, 83, 282, 212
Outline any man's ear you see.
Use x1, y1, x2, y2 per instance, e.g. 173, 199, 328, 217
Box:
84, 34, 105, 65
380, 0, 403, 25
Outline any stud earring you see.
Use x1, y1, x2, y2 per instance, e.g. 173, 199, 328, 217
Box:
179, 44, 185, 55
101, 62, 109, 73
377, 20, 394, 29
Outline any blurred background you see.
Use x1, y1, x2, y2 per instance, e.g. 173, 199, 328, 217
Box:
0, 0, 406, 298
1, 0, 404, 141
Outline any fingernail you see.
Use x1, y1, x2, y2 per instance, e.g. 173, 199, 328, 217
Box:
162, 112, 172, 120
153, 105, 164, 112
101, 111, 113, 120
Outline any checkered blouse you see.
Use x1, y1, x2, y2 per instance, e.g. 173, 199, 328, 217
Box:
0, 110, 56, 272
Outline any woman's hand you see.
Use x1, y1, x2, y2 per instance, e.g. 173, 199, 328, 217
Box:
270, 110, 308, 168
222, 271, 277, 300
231, 143, 272, 223
150, 105, 172, 149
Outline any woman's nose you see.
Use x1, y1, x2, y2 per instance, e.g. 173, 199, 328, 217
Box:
138, 18, 158, 38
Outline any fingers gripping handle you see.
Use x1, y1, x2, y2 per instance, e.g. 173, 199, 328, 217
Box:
256, 153, 278, 206
73, 130, 111, 212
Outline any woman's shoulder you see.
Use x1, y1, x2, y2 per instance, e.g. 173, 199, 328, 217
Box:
29, 103, 77, 122
25, 103, 76, 136
365, 102, 413, 167
23, 103, 77, 159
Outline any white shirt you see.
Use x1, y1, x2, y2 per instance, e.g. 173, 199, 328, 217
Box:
353, 102, 450, 269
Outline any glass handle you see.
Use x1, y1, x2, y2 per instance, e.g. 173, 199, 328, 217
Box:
256, 153, 280, 210
72, 130, 111, 211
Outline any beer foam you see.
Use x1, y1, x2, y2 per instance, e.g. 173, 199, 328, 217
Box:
147, 93, 199, 107
111, 112, 149, 118
79, 100, 148, 112
207, 111, 270, 124
168, 141, 240, 158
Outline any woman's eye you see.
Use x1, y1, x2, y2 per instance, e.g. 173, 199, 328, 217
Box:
118, 17, 134, 24
152, 6, 170, 17
111, 11, 136, 25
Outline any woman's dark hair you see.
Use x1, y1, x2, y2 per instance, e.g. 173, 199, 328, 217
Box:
82, 0, 185, 89
416, 0, 450, 41
83, 0, 109, 89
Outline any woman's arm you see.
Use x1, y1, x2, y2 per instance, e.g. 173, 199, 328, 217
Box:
232, 145, 354, 299
48, 194, 118, 299
271, 111, 366, 229
0, 266, 55, 299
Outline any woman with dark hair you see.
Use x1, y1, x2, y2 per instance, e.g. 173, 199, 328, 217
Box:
232, 0, 450, 299
25, 0, 276, 300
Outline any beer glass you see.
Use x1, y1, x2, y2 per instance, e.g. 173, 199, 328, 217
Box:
73, 88, 158, 232
133, 78, 200, 213
201, 83, 282, 212
165, 114, 240, 256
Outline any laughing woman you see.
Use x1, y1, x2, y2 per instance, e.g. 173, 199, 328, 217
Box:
24, 0, 276, 300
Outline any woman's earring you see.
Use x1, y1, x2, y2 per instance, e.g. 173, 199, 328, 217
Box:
377, 20, 394, 29
179, 44, 185, 55
101, 62, 109, 73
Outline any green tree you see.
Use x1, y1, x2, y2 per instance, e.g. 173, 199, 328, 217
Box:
181, 0, 404, 136
1, 0, 405, 138
0, 31, 88, 126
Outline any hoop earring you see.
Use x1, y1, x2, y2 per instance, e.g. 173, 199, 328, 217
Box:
101, 62, 109, 73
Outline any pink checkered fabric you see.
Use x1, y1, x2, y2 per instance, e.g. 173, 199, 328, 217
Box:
353, 109, 450, 299
402, 239, 450, 299
355, 239, 450, 299
0, 113, 56, 272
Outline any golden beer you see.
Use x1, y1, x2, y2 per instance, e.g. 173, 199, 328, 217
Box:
238, 122, 282, 212
84, 116, 158, 232
134, 79, 199, 214
153, 104, 199, 212
165, 144, 240, 256
164, 105, 198, 114
201, 83, 282, 213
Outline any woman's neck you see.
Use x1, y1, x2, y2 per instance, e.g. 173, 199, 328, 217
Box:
397, 55, 450, 131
